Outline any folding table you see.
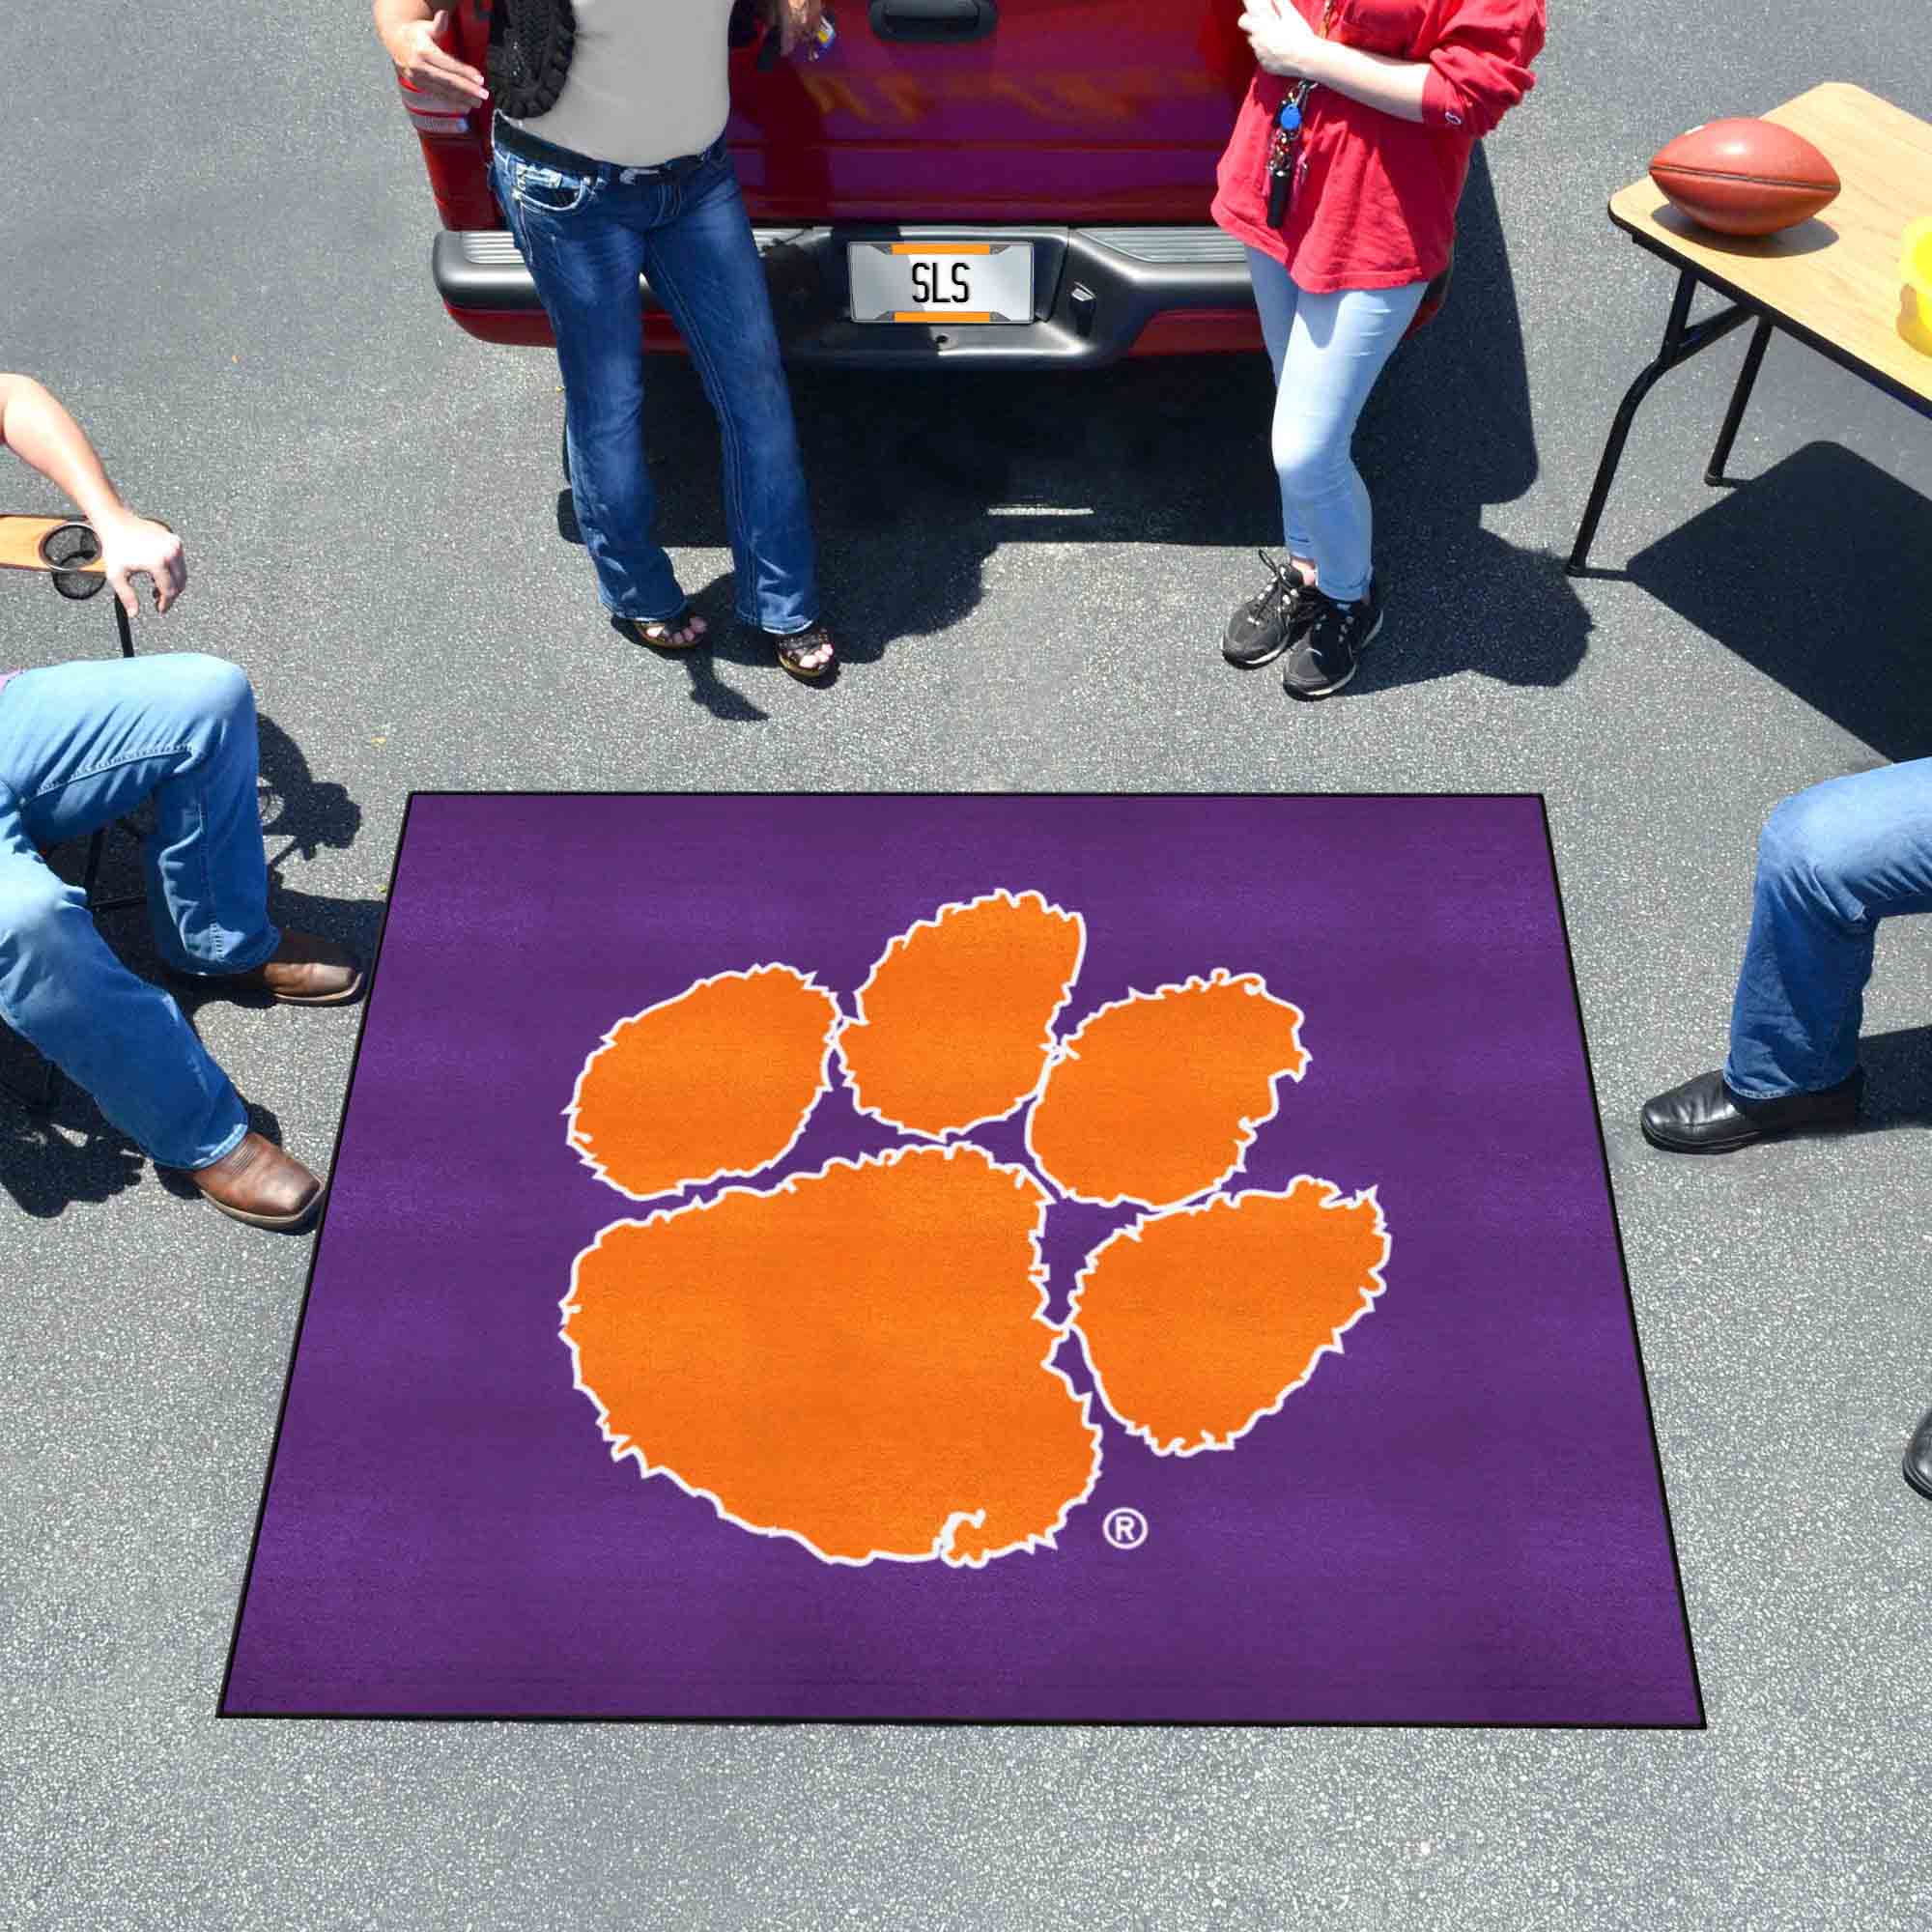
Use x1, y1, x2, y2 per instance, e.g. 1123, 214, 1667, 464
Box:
1568, 83, 1932, 575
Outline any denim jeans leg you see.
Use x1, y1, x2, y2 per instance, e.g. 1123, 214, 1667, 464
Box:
0, 655, 279, 978
1244, 246, 1315, 561
0, 781, 247, 1169
1725, 759, 1932, 1097
1246, 248, 1425, 602
495, 148, 688, 622
641, 154, 818, 634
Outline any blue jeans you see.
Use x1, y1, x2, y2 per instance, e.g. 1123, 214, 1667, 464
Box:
1244, 249, 1427, 605
493, 129, 820, 635
0, 654, 277, 1168
1726, 759, 1932, 1098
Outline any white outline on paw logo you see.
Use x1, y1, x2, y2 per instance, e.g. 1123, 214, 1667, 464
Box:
559, 891, 1392, 1568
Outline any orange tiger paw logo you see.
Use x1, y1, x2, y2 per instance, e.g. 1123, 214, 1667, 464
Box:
561, 890, 1391, 1567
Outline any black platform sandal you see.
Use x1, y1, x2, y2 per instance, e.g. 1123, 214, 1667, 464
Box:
762, 620, 837, 683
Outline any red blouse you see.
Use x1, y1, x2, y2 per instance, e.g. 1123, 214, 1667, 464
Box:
1210, 0, 1546, 294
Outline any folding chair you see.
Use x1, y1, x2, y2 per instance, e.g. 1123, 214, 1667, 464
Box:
0, 516, 145, 1113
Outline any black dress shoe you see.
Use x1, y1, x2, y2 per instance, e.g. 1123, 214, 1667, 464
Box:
1639, 1065, 1862, 1153
1904, 1407, 1932, 1501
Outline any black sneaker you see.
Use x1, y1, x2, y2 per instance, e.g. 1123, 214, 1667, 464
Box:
1282, 575, 1384, 699
1222, 550, 1317, 668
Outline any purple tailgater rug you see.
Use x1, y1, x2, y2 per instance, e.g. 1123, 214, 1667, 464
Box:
221, 793, 1702, 1726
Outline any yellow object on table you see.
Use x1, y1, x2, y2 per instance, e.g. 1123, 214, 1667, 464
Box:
1902, 216, 1932, 354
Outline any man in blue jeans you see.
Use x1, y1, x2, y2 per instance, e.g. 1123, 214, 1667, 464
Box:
0, 374, 361, 1231
375, 0, 838, 682
1639, 760, 1932, 1495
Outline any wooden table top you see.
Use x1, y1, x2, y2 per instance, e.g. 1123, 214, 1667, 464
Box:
0, 514, 103, 576
1609, 82, 1932, 411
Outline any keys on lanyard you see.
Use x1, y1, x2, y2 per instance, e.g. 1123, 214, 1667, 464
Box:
1265, 84, 1313, 227
1264, 0, 1336, 227
755, 5, 837, 70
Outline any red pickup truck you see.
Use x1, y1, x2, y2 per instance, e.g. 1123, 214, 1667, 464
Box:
406, 1, 1443, 367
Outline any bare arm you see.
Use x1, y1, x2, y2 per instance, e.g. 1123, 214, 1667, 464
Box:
374, 1, 488, 109
0, 374, 186, 615
1241, 0, 1540, 135
1304, 40, 1430, 122
0, 373, 134, 529
1237, 3, 1428, 124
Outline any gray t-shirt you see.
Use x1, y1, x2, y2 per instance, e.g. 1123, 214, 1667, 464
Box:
506, 0, 739, 169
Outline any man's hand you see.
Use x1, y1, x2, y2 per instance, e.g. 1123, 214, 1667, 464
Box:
96, 510, 186, 618
1237, 0, 1328, 81
0, 374, 187, 616
379, 6, 488, 110
766, 0, 826, 60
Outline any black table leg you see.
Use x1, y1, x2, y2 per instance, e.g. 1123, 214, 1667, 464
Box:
79, 816, 142, 916
87, 597, 145, 917
1706, 317, 1776, 486
0, 1043, 62, 1114
1566, 268, 1758, 576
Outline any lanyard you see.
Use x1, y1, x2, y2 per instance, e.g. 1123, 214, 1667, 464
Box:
1265, 0, 1339, 225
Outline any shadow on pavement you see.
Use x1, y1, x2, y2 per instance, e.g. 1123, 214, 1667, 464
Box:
556, 143, 1586, 708
0, 1103, 145, 1217
1625, 441, 1932, 763
0, 1091, 295, 1222
1858, 1024, 1932, 1132
256, 710, 362, 870
1347, 142, 1591, 698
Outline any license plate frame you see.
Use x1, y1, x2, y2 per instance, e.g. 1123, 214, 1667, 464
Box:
846, 241, 1035, 326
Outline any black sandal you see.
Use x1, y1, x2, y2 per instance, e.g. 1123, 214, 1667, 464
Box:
765, 621, 837, 683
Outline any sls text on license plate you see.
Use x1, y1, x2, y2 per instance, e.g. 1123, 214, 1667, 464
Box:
847, 242, 1034, 325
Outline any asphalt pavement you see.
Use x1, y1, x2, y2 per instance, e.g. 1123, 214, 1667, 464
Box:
4, 3, 1931, 1928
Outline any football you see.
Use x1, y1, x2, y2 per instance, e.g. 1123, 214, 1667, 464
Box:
1649, 118, 1841, 236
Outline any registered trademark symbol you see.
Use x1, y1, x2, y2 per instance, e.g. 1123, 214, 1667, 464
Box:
1103, 1507, 1149, 1550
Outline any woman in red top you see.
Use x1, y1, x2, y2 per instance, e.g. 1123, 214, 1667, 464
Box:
1212, 0, 1545, 697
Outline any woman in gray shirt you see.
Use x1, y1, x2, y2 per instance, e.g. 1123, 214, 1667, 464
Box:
377, 0, 838, 681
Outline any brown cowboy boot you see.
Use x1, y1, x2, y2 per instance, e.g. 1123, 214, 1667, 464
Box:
179, 930, 364, 1006
190, 1131, 325, 1231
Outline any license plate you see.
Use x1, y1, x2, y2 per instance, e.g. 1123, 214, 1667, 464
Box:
847, 242, 1034, 325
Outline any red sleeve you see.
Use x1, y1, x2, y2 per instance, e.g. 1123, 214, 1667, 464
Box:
1418, 0, 1546, 138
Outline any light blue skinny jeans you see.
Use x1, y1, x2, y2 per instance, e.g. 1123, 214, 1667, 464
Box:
0, 654, 276, 1168
1725, 759, 1932, 1098
1244, 247, 1427, 605
494, 128, 820, 635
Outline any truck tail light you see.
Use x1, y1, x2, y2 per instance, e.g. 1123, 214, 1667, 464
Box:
402, 87, 473, 137
398, 10, 479, 137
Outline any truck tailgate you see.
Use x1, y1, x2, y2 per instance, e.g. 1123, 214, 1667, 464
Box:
730, 1, 1251, 223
